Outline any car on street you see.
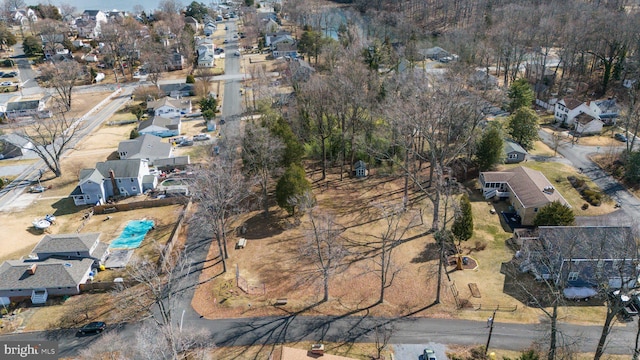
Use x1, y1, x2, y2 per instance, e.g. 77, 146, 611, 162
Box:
77, 321, 106, 335
423, 348, 437, 360
234, 51, 240, 56
223, 39, 228, 44
29, 185, 46, 193
1, 81, 13, 86
219, 118, 226, 125
615, 133, 628, 142
193, 134, 211, 141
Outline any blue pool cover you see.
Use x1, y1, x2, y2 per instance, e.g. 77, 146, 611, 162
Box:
109, 219, 155, 249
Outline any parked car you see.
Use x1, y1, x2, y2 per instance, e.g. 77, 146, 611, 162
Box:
0, 81, 13, 86
219, 118, 226, 125
29, 185, 46, 193
615, 133, 628, 142
179, 139, 194, 147
2, 73, 13, 78
234, 51, 240, 56
78, 321, 106, 335
193, 134, 211, 141
170, 136, 186, 145
423, 348, 437, 360
223, 39, 229, 44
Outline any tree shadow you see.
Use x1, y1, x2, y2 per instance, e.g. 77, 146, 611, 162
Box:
239, 212, 285, 240
411, 242, 441, 263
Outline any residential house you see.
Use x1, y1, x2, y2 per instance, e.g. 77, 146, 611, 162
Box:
107, 10, 127, 23
31, 233, 109, 266
83, 53, 98, 62
525, 63, 556, 86
0, 133, 34, 159
167, 50, 185, 71
117, 134, 173, 164
479, 166, 570, 226
197, 39, 216, 68
518, 226, 637, 290
265, 31, 292, 47
70, 158, 154, 206
147, 97, 192, 118
554, 97, 619, 129
40, 34, 66, 59
264, 18, 279, 33
0, 232, 109, 303
272, 42, 298, 59
288, 58, 315, 82
138, 116, 181, 138
470, 70, 498, 89
153, 156, 191, 171
4, 99, 49, 120
203, 22, 216, 36
574, 113, 604, 136
77, 10, 107, 38
185, 16, 199, 32
159, 83, 194, 98
421, 46, 450, 61
12, 8, 37, 25
504, 140, 527, 164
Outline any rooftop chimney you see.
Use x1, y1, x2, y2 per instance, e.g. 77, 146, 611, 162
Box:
27, 264, 37, 275
109, 169, 120, 196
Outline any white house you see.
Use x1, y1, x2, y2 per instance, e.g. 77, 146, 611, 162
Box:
554, 98, 619, 128
77, 10, 108, 38
147, 97, 191, 118
13, 8, 37, 25
574, 113, 604, 135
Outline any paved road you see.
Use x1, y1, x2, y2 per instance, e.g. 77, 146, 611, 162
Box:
537, 130, 640, 225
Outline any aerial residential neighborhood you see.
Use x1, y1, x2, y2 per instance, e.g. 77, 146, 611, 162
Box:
1, 0, 640, 359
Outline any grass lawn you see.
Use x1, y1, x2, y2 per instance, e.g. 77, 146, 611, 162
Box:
500, 161, 616, 216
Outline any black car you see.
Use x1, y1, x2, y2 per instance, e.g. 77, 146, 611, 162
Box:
615, 133, 628, 142
78, 321, 106, 335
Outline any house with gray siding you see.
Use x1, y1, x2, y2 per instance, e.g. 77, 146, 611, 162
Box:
138, 116, 181, 138
70, 158, 155, 206
518, 226, 637, 290
0, 232, 109, 304
504, 140, 527, 164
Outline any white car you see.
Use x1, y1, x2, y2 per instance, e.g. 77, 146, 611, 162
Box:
1, 81, 13, 86
234, 51, 240, 56
193, 134, 211, 141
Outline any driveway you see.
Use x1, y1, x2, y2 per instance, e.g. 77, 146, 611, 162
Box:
394, 343, 448, 360
537, 129, 639, 225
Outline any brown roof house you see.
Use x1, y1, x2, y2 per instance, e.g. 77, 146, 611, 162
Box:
479, 166, 570, 226
0, 233, 108, 304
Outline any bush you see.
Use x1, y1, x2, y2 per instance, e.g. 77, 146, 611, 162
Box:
582, 203, 589, 210
474, 240, 487, 251
129, 129, 139, 139
186, 74, 195, 83
3, 59, 13, 67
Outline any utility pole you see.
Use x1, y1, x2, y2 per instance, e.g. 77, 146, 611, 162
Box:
485, 309, 497, 356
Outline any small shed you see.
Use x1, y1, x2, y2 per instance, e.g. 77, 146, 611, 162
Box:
353, 160, 368, 178
504, 140, 527, 164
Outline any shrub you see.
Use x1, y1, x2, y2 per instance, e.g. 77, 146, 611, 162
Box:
583, 189, 596, 198
591, 199, 601, 206
186, 74, 195, 83
474, 240, 487, 251
129, 129, 139, 139
582, 203, 589, 210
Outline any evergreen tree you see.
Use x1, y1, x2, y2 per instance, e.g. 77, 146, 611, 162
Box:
276, 164, 311, 215
22, 36, 43, 58
507, 78, 534, 112
270, 117, 304, 167
475, 122, 504, 171
533, 201, 575, 226
507, 107, 539, 151
451, 194, 473, 243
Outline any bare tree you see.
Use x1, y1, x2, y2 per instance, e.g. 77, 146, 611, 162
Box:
371, 203, 413, 304
300, 208, 347, 303
39, 61, 83, 111
58, 3, 76, 21
77, 331, 128, 360
35, 19, 66, 56
242, 121, 285, 217
372, 322, 395, 360
12, 109, 82, 177
190, 144, 256, 273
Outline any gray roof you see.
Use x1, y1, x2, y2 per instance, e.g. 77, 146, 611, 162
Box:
538, 226, 636, 260
421, 46, 449, 56
83, 10, 102, 16
159, 83, 194, 96
6, 100, 40, 112
79, 159, 146, 184
138, 116, 180, 131
118, 134, 172, 160
504, 140, 527, 155
481, 166, 569, 208
147, 97, 189, 111
31, 233, 100, 255
0, 133, 31, 148
0, 258, 93, 291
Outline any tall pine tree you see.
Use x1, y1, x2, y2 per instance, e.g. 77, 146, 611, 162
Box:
452, 194, 473, 243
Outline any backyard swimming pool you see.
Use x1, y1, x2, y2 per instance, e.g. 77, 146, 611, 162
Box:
109, 219, 155, 249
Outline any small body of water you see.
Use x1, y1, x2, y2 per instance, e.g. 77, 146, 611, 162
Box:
109, 219, 155, 249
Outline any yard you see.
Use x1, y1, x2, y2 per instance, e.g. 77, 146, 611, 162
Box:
190, 165, 613, 329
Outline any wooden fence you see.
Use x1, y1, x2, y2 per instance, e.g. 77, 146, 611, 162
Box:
93, 196, 189, 214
